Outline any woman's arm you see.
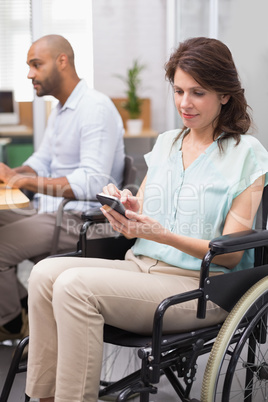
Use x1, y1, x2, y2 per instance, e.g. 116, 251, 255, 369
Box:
102, 175, 264, 270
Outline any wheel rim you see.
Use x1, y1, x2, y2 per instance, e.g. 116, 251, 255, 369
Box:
222, 303, 268, 401
201, 277, 268, 402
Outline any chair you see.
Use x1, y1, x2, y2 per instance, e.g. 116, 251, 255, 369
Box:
49, 154, 137, 256
1, 186, 268, 402
30, 154, 137, 262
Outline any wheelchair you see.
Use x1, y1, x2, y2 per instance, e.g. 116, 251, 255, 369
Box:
1, 186, 268, 402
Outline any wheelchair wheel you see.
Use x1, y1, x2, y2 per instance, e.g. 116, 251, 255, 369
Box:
99, 343, 140, 401
201, 276, 268, 402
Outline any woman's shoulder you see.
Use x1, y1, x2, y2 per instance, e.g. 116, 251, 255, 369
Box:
155, 129, 183, 147
226, 134, 268, 194
223, 134, 268, 156
144, 129, 182, 165
157, 128, 181, 137
239, 134, 266, 148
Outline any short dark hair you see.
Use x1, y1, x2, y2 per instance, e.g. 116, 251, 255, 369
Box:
165, 37, 252, 146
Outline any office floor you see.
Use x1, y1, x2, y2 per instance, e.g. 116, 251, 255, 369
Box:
0, 260, 206, 402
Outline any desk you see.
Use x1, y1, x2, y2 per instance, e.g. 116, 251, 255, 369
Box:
0, 184, 30, 210
124, 128, 158, 138
0, 125, 33, 137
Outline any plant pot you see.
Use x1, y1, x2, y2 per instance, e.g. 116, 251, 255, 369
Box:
126, 119, 143, 136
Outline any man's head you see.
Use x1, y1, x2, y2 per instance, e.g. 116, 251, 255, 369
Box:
27, 35, 79, 103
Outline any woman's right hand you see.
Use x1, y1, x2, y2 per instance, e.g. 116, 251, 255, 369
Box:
102, 183, 140, 213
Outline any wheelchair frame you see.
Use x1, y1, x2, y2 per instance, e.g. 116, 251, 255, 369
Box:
1, 189, 268, 402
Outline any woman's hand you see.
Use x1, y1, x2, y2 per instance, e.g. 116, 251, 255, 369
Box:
101, 207, 168, 241
102, 183, 140, 213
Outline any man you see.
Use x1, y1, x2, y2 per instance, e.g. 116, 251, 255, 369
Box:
0, 35, 125, 341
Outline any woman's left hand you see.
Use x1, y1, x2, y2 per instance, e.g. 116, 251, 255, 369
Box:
101, 207, 167, 242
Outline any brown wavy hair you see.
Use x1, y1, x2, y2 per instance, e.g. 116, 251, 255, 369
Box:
165, 37, 252, 147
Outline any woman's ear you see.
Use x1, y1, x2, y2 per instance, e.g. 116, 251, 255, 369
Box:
221, 94, 230, 105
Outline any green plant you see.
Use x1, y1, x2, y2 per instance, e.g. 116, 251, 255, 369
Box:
116, 60, 146, 119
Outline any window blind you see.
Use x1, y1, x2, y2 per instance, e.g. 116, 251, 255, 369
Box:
0, 0, 32, 100
0, 0, 93, 102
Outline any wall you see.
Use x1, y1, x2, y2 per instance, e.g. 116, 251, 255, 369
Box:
92, 0, 168, 135
92, 0, 268, 149
219, 0, 268, 149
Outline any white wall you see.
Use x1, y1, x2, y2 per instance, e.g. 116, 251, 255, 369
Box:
92, 0, 169, 134
219, 0, 268, 149
92, 0, 268, 148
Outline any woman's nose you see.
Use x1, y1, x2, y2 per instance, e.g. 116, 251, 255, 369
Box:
180, 93, 191, 108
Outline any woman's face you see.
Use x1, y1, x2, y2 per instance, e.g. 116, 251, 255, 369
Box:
173, 68, 229, 135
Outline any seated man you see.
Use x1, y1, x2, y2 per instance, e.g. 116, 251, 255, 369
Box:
0, 34, 125, 341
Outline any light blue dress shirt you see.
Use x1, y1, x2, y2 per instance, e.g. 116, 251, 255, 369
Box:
132, 130, 268, 273
24, 80, 125, 213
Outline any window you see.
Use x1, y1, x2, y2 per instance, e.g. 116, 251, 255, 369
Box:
0, 0, 93, 102
39, 0, 93, 90
0, 0, 32, 101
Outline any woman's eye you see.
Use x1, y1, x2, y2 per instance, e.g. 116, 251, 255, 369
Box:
174, 90, 183, 95
194, 92, 204, 96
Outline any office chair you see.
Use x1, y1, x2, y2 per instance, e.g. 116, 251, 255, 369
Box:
1, 186, 268, 402
49, 154, 137, 256
28, 154, 137, 264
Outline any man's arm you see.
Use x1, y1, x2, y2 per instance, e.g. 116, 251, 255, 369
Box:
0, 162, 75, 198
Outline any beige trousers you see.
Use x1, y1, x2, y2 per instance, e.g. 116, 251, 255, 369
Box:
0, 206, 81, 325
0, 205, 114, 326
26, 250, 227, 402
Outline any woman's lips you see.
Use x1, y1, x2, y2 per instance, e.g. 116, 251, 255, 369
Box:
182, 113, 198, 119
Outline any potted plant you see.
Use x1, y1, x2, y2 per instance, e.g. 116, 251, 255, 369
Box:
116, 60, 146, 135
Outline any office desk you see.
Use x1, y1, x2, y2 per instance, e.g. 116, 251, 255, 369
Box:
0, 125, 33, 137
0, 184, 30, 210
124, 128, 158, 138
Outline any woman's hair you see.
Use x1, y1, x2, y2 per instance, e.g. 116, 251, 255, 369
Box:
165, 37, 252, 146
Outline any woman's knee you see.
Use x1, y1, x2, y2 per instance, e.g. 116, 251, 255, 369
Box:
29, 257, 78, 287
28, 258, 62, 293
52, 268, 101, 309
29, 259, 51, 284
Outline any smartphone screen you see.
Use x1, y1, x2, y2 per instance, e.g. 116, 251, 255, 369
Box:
96, 193, 126, 216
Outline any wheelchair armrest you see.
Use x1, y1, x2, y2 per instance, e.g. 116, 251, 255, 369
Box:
51, 197, 99, 255
197, 228, 268, 320
209, 229, 268, 254
81, 208, 107, 223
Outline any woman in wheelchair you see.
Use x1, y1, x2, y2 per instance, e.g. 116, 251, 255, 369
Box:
25, 37, 268, 402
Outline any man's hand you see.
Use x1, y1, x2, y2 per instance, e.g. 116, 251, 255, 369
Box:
0, 163, 22, 188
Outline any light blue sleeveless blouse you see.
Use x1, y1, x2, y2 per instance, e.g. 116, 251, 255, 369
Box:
132, 130, 268, 273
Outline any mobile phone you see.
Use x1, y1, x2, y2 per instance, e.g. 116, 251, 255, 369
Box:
96, 193, 126, 216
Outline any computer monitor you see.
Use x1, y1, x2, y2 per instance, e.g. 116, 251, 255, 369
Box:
0, 90, 19, 125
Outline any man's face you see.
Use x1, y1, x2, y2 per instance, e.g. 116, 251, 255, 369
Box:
27, 41, 62, 97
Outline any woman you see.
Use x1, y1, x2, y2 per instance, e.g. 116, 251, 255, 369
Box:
26, 37, 268, 402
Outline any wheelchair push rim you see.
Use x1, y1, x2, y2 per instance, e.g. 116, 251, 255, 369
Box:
201, 276, 268, 402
